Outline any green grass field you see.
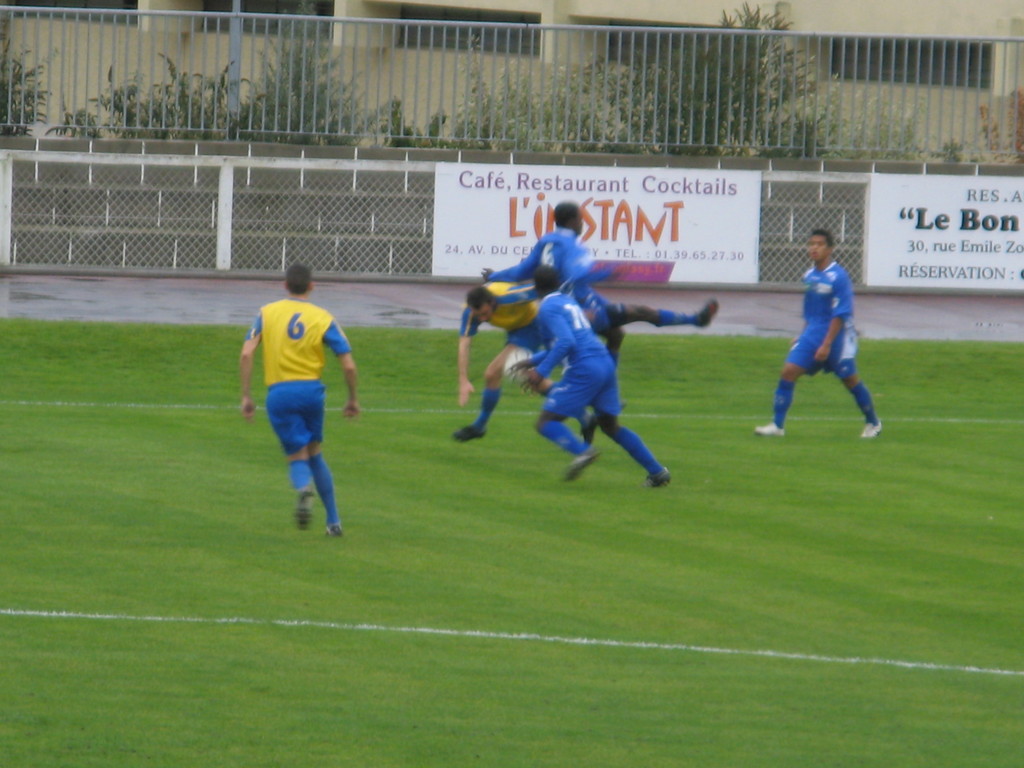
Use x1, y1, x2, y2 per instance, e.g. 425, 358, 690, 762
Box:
1, 318, 1022, 767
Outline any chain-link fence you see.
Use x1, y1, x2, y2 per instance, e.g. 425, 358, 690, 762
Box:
13, 160, 221, 269
6, 150, 438, 275
2, 146, 877, 284
230, 166, 436, 273
759, 175, 868, 283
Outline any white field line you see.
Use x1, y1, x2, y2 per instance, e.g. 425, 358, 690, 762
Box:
1, 400, 1022, 426
2, 608, 1021, 678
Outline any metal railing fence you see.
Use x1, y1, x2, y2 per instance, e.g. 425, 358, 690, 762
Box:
3, 8, 1024, 159
0, 148, 866, 284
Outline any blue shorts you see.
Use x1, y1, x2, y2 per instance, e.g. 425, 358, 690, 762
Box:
507, 321, 544, 353
786, 323, 859, 378
602, 303, 630, 331
542, 355, 622, 418
586, 303, 632, 334
576, 289, 613, 333
266, 380, 326, 455
588, 305, 611, 334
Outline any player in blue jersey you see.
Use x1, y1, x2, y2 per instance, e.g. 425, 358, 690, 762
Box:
754, 230, 881, 438
240, 263, 360, 536
514, 265, 671, 486
485, 200, 718, 360
453, 280, 596, 443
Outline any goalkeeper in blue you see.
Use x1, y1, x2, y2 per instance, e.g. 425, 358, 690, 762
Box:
240, 263, 360, 537
754, 229, 881, 438
514, 265, 671, 487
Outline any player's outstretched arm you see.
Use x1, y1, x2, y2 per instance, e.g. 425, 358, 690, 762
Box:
239, 335, 260, 421
456, 335, 475, 406
337, 352, 360, 418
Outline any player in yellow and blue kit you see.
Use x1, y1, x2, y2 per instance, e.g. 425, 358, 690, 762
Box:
754, 229, 881, 438
453, 280, 545, 441
240, 263, 360, 536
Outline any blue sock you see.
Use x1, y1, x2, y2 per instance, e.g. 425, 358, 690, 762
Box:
288, 459, 313, 491
850, 382, 879, 425
610, 426, 663, 474
473, 387, 501, 430
773, 379, 795, 428
539, 420, 587, 455
655, 309, 696, 327
308, 453, 340, 527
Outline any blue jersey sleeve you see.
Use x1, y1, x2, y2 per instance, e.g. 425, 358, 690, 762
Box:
552, 240, 592, 286
458, 306, 480, 337
831, 270, 854, 319
534, 303, 576, 378
487, 238, 545, 283
585, 263, 617, 284
323, 322, 352, 355
246, 312, 263, 340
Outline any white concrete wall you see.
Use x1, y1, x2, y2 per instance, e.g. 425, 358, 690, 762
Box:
782, 0, 1023, 36
339, 0, 1024, 38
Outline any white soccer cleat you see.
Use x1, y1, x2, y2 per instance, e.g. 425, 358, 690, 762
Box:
754, 423, 785, 437
644, 468, 671, 487
860, 421, 882, 438
564, 447, 600, 481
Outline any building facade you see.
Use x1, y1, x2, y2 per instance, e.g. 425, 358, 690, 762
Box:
10, 0, 1024, 36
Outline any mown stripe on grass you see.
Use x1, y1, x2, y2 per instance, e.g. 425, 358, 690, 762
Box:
3, 607, 1021, 679
1, 400, 1022, 426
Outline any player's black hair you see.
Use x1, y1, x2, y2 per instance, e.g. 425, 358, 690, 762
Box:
533, 264, 560, 296
554, 201, 580, 227
466, 285, 496, 309
810, 228, 834, 248
285, 263, 313, 295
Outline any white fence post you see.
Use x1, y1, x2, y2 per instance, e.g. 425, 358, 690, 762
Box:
216, 162, 234, 271
0, 153, 13, 266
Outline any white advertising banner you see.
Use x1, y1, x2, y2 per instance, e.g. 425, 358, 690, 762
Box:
432, 163, 761, 284
867, 174, 1024, 291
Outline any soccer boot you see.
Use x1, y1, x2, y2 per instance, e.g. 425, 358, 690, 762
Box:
695, 298, 719, 327
325, 523, 344, 537
860, 421, 882, 438
452, 424, 486, 442
754, 423, 785, 436
564, 447, 600, 481
644, 468, 671, 487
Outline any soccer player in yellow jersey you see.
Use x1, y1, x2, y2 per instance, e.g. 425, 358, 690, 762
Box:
240, 263, 359, 536
453, 281, 545, 441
